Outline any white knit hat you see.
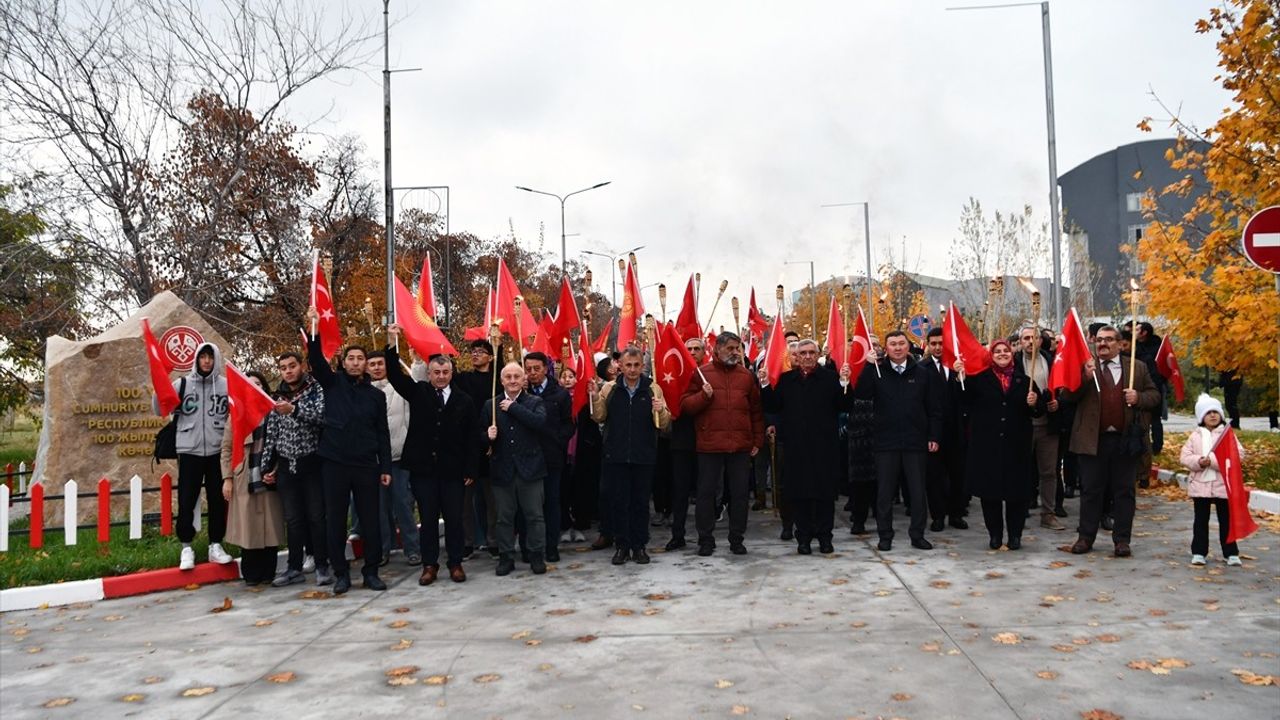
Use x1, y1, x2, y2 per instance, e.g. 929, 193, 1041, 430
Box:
1194, 393, 1224, 425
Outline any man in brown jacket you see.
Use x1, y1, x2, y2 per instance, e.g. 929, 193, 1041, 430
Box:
680, 332, 765, 556
1060, 326, 1160, 557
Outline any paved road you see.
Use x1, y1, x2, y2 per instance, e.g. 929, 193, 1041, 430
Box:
2, 490, 1278, 719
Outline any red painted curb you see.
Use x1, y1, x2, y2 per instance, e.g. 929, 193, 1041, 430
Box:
101, 561, 241, 599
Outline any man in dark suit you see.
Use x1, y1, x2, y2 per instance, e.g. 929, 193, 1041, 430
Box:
1061, 325, 1161, 557
852, 330, 944, 552
484, 362, 549, 576
922, 328, 968, 532
1017, 325, 1066, 531
522, 352, 574, 563
384, 327, 483, 585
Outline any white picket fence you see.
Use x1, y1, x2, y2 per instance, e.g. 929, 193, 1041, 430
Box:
1, 474, 162, 552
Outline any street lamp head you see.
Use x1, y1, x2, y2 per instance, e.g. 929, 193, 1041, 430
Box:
515, 186, 533, 192
591, 181, 612, 190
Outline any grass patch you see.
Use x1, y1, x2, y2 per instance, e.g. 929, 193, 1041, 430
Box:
0, 411, 38, 469
0, 523, 241, 589
1154, 429, 1280, 494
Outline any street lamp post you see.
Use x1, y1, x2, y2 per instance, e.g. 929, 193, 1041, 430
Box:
947, 1, 1063, 330
821, 200, 874, 334
581, 245, 644, 310
785, 260, 817, 335
516, 182, 612, 277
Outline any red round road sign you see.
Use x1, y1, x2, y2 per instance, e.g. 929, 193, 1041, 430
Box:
1242, 205, 1280, 273
159, 325, 205, 370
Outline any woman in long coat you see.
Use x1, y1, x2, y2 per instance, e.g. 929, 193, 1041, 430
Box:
955, 340, 1042, 550
221, 371, 286, 585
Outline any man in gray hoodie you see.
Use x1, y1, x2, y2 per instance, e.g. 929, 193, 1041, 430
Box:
155, 342, 232, 570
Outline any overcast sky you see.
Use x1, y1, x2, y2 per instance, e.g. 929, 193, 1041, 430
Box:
296, 0, 1228, 326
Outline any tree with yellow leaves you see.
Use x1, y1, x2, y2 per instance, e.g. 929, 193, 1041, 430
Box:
1136, 0, 1279, 410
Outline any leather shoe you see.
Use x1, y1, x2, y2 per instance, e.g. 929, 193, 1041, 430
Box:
665, 538, 687, 551
930, 519, 945, 532
819, 540, 834, 554
363, 574, 387, 591
1063, 486, 1077, 498
590, 535, 613, 550
989, 538, 1002, 550
730, 543, 747, 555
949, 518, 969, 530
1069, 538, 1092, 555
333, 574, 351, 595
495, 556, 515, 576
1007, 537, 1022, 551
850, 523, 867, 535
546, 548, 560, 563
1114, 543, 1132, 558
611, 547, 629, 565
529, 555, 547, 574
632, 548, 651, 564
780, 528, 793, 541
448, 564, 466, 583
1054, 506, 1068, 518
797, 542, 812, 555
697, 543, 714, 557
418, 564, 439, 586
911, 538, 934, 550
877, 539, 892, 552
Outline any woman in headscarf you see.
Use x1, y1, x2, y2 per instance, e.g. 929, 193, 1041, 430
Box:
954, 340, 1043, 550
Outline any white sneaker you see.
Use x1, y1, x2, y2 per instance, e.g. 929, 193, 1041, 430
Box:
573, 529, 587, 542
208, 543, 233, 565
179, 546, 196, 570
560, 530, 573, 544
1191, 554, 1207, 566
1226, 555, 1242, 566
302, 554, 316, 573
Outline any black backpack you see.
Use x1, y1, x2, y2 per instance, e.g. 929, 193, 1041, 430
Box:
153, 378, 187, 461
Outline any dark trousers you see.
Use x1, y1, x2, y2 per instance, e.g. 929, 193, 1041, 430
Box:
926, 450, 964, 522
495, 479, 545, 556
597, 468, 613, 538
322, 462, 381, 578
874, 451, 928, 541
793, 498, 834, 544
543, 465, 561, 552
411, 474, 465, 567
652, 439, 673, 515
1191, 497, 1238, 557
696, 452, 750, 546
177, 453, 226, 544
240, 547, 279, 583
669, 449, 698, 542
773, 442, 792, 531
980, 497, 1028, 544
606, 462, 654, 550
849, 482, 876, 528
276, 454, 328, 571
1076, 435, 1137, 545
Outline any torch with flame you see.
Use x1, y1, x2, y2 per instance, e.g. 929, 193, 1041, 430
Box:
1128, 278, 1141, 390
1018, 278, 1042, 386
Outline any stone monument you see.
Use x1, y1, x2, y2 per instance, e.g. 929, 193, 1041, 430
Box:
34, 291, 231, 527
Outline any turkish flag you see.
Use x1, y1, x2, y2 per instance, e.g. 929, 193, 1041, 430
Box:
942, 301, 991, 377
1154, 334, 1186, 403
464, 287, 497, 341
225, 360, 277, 469
617, 260, 645, 350
568, 329, 592, 417
394, 275, 458, 357
763, 313, 789, 388
530, 310, 554, 356
747, 288, 769, 338
550, 277, 581, 354
825, 294, 847, 371
1211, 425, 1258, 544
654, 321, 698, 419
846, 306, 874, 388
312, 256, 342, 361
1048, 307, 1093, 393
590, 316, 613, 355
141, 318, 180, 416
674, 275, 702, 342
495, 258, 538, 345
416, 255, 437, 318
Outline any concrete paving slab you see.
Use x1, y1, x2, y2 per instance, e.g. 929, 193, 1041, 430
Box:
2, 491, 1278, 719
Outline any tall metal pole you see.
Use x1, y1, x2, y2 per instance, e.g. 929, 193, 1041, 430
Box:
444, 191, 451, 328
560, 198, 567, 277
808, 261, 817, 335
382, 0, 394, 325
1041, 1, 1063, 331
863, 202, 873, 334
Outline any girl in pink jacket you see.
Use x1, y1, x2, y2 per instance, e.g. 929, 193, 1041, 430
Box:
1179, 395, 1245, 566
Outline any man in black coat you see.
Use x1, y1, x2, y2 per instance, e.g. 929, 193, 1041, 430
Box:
484, 362, 550, 576
759, 339, 853, 554
384, 328, 483, 585
852, 331, 944, 552
922, 328, 969, 532
306, 312, 392, 595
522, 352, 574, 563
457, 339, 499, 558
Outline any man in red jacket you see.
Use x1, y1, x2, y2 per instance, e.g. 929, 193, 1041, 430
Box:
680, 332, 765, 557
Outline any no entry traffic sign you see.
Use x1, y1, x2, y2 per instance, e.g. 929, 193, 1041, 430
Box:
1242, 205, 1280, 273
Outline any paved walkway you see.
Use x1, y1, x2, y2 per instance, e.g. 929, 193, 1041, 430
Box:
3, 490, 1278, 719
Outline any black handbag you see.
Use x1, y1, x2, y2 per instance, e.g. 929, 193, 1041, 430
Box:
153, 378, 186, 461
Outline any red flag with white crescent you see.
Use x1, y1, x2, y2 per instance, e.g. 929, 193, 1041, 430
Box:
654, 321, 697, 419
312, 256, 342, 361
846, 306, 873, 388
1154, 333, 1186, 403
225, 360, 277, 469
942, 301, 991, 377
1211, 426, 1258, 544
1048, 307, 1091, 392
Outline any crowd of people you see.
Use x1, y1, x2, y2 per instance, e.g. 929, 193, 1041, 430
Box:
153, 313, 1249, 594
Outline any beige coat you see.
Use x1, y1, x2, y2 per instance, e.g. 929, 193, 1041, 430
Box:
220, 428, 286, 549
